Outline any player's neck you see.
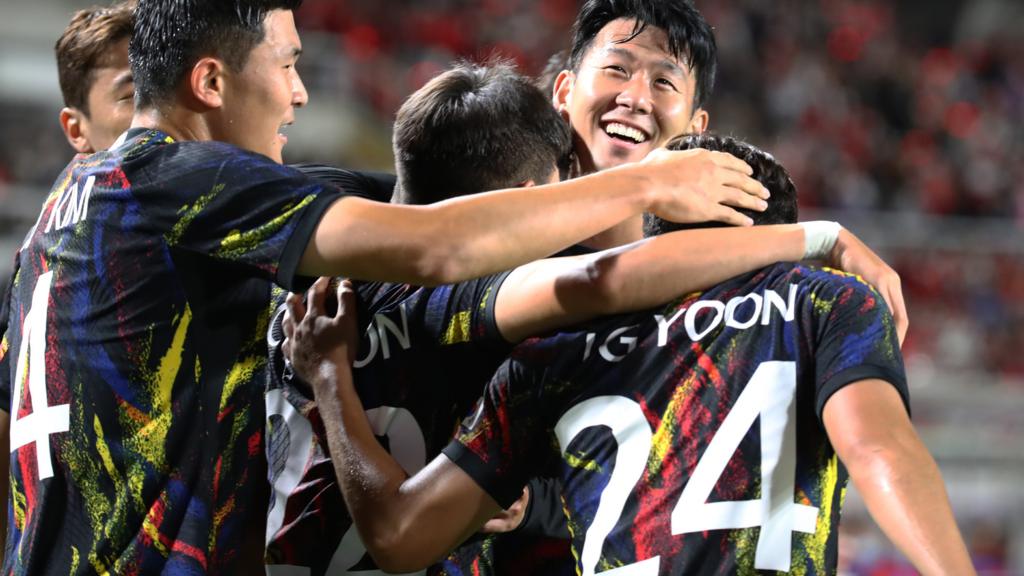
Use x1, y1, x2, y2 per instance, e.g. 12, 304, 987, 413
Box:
130, 107, 210, 144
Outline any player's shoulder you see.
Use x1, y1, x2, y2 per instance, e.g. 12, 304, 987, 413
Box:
292, 164, 395, 202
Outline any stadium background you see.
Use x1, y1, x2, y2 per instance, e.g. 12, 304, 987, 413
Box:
0, 0, 1021, 572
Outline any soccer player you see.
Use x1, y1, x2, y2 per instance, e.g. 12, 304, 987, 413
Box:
265, 62, 897, 575
55, 1, 135, 154
0, 0, 775, 573
283, 134, 974, 575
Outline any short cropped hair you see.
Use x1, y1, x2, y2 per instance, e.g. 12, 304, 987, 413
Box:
643, 134, 798, 238
130, 0, 302, 109
55, 1, 134, 116
392, 60, 572, 205
569, 0, 717, 110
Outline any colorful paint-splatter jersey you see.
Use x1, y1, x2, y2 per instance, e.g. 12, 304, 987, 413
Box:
445, 263, 910, 575
264, 273, 516, 575
0, 128, 343, 575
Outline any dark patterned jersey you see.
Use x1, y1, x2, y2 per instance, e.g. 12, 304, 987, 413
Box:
0, 128, 345, 575
264, 273, 515, 576
445, 263, 910, 575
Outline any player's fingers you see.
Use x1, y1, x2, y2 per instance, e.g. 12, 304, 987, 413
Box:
709, 204, 754, 227
721, 169, 771, 200
281, 336, 292, 362
709, 150, 753, 175
716, 183, 768, 213
285, 292, 305, 329
307, 277, 330, 318
336, 279, 356, 319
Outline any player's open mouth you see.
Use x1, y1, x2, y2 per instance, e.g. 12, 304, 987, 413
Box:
602, 122, 649, 145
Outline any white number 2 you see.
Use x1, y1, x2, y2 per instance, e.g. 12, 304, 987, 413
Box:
554, 361, 817, 575
11, 271, 71, 480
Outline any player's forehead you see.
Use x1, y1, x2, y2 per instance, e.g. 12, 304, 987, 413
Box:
584, 18, 685, 71
259, 9, 303, 58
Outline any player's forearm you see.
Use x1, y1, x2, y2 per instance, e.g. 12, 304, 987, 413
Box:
301, 166, 653, 285
310, 364, 414, 562
843, 433, 974, 575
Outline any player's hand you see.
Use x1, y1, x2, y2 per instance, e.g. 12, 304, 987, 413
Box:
828, 229, 908, 346
638, 147, 770, 227
283, 278, 360, 386
480, 486, 529, 534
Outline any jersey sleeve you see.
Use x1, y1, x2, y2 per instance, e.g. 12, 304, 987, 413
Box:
811, 272, 910, 419
131, 142, 344, 292
442, 356, 547, 508
0, 259, 18, 412
420, 270, 515, 346
292, 164, 396, 203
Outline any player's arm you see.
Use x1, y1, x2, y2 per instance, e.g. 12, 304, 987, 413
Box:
496, 224, 907, 344
284, 279, 500, 572
300, 148, 770, 286
823, 380, 974, 575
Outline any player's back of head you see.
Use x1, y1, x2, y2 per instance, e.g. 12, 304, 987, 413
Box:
643, 134, 798, 238
392, 59, 572, 205
131, 0, 303, 110
56, 1, 134, 115
569, 0, 717, 109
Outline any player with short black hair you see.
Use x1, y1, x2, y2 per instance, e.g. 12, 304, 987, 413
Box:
0, 0, 779, 572
283, 135, 973, 575
392, 59, 572, 206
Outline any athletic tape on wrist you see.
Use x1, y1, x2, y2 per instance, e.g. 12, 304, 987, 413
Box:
799, 221, 842, 260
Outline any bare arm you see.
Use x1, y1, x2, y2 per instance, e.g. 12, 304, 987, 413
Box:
823, 380, 974, 575
285, 280, 499, 572
496, 226, 908, 344
299, 149, 770, 286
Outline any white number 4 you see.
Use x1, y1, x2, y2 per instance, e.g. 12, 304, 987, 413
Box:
11, 271, 70, 480
556, 361, 817, 575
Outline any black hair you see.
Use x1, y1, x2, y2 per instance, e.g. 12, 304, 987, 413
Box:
643, 133, 798, 238
535, 48, 571, 101
392, 59, 572, 205
569, 0, 717, 109
130, 0, 302, 109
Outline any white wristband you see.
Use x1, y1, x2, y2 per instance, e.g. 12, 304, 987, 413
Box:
799, 221, 842, 260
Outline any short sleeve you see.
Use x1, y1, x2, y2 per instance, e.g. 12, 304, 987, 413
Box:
421, 270, 515, 346
812, 274, 910, 419
292, 164, 396, 203
442, 357, 545, 508
130, 142, 344, 292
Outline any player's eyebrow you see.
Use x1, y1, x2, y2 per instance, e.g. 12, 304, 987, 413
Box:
112, 70, 134, 91
606, 46, 689, 79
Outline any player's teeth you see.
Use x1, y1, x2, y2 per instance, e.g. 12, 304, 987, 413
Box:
605, 123, 646, 143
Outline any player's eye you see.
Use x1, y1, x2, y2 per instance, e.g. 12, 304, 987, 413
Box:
656, 78, 678, 92
603, 65, 628, 78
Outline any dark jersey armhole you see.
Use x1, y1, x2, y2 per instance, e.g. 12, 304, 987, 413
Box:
442, 442, 524, 509
482, 269, 516, 344
276, 191, 344, 292
816, 364, 911, 422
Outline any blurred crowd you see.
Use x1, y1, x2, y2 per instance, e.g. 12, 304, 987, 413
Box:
2, 0, 1023, 380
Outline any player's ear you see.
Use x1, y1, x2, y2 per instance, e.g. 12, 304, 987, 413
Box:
553, 70, 575, 120
59, 107, 94, 154
190, 57, 226, 109
688, 108, 709, 134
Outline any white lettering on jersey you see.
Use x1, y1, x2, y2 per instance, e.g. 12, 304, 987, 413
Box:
584, 285, 798, 362
354, 306, 412, 368
45, 175, 95, 233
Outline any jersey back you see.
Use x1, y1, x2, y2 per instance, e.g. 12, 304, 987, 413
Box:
446, 263, 909, 575
0, 129, 339, 574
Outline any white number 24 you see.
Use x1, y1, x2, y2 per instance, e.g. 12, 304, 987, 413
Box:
554, 361, 818, 575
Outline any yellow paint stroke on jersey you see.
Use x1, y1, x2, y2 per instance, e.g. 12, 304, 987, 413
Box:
141, 494, 171, 557
167, 184, 223, 246
93, 414, 130, 573
442, 310, 473, 345
220, 355, 261, 413
11, 476, 25, 530
649, 371, 701, 475
71, 546, 80, 573
217, 195, 316, 260
807, 454, 841, 573
132, 306, 192, 471
564, 450, 603, 474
